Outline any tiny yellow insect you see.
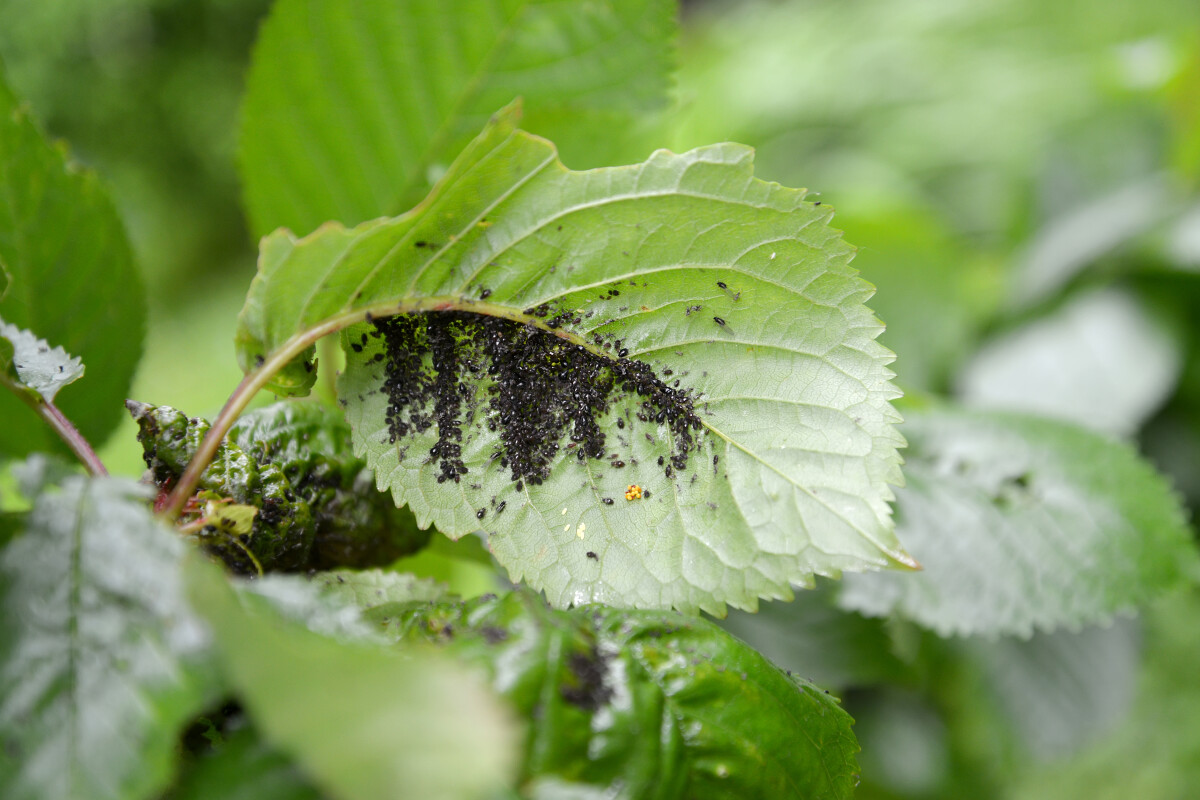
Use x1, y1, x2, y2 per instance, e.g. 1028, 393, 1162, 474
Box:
624, 484, 643, 501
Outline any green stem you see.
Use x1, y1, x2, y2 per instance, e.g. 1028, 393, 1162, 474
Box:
40, 400, 108, 477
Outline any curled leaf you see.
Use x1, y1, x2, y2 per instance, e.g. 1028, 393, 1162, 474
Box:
128, 401, 430, 572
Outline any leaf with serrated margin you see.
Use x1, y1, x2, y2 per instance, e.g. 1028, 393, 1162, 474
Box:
0, 315, 84, 403
239, 0, 676, 238
838, 408, 1199, 637
0, 66, 145, 459
236, 107, 909, 615
185, 557, 520, 800
0, 473, 221, 800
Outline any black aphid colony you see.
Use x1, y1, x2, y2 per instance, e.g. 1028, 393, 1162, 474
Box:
372, 311, 703, 486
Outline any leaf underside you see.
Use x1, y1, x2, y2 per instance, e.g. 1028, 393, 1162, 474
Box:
238, 108, 909, 615
838, 409, 1198, 637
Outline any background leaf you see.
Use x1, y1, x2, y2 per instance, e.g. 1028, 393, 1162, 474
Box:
0, 65, 144, 459
237, 109, 908, 614
385, 591, 861, 800
956, 288, 1182, 436
837, 408, 1198, 636
186, 557, 521, 800
0, 473, 221, 800
717, 581, 911, 690
239, 0, 676, 238
965, 619, 1140, 760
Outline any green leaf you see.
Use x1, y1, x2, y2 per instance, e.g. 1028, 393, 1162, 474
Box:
237, 108, 909, 614
185, 557, 521, 800
388, 591, 860, 799
0, 315, 85, 403
0, 473, 222, 800
239, 0, 676, 238
171, 724, 325, 800
837, 408, 1199, 636
0, 65, 145, 459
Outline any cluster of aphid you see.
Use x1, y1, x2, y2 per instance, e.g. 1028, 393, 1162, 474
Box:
370, 309, 703, 488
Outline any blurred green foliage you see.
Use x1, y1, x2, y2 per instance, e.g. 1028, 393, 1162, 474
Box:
3, 0, 1200, 796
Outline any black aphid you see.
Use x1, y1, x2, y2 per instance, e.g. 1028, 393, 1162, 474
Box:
373, 310, 703, 485
602, 497, 614, 505
476, 508, 486, 519
586, 551, 598, 560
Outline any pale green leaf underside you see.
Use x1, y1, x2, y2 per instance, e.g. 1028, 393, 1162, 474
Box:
238, 109, 909, 615
240, 0, 675, 238
0, 315, 85, 402
0, 475, 219, 800
838, 409, 1198, 637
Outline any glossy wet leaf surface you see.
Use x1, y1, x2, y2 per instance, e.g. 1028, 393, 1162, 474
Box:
237, 108, 908, 614
128, 401, 430, 573
380, 590, 860, 800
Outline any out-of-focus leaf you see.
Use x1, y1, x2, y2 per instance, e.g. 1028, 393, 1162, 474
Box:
239, 0, 676, 238
186, 556, 521, 800
1012, 177, 1176, 307
0, 315, 84, 403
838, 408, 1198, 636
1007, 589, 1200, 800
844, 206, 996, 392
0, 473, 221, 800
673, 0, 1194, 235
313, 569, 448, 625
849, 690, 950, 797
967, 619, 1140, 761
238, 106, 909, 614
0, 65, 144, 459
717, 581, 910, 689
957, 288, 1182, 436
172, 723, 326, 800
388, 591, 860, 800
